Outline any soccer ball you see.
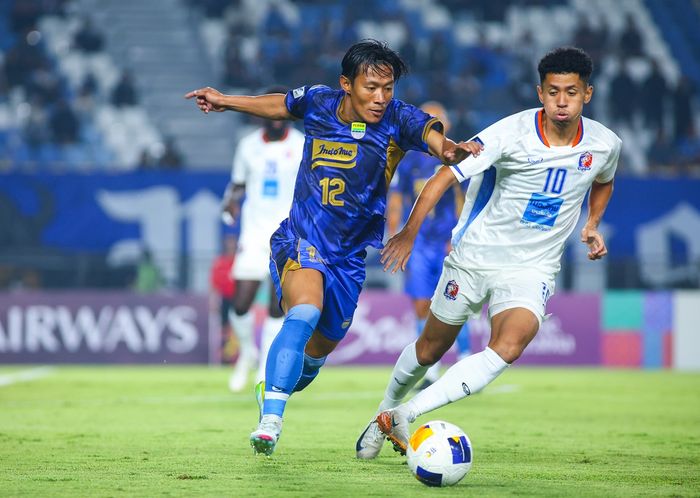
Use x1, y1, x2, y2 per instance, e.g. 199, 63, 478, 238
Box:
406, 420, 472, 487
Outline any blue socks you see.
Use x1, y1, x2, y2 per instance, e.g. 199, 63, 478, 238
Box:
293, 353, 327, 392
263, 304, 321, 418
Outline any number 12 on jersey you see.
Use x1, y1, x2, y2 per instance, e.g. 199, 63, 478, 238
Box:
320, 177, 345, 206
543, 167, 567, 194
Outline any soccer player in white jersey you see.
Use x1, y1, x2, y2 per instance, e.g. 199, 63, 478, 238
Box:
356, 47, 621, 458
223, 87, 304, 392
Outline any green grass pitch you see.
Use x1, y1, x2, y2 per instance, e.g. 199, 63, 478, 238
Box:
1, 365, 698, 497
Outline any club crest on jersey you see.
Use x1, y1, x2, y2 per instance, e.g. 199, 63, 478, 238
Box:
351, 122, 366, 139
578, 151, 593, 171
443, 280, 459, 301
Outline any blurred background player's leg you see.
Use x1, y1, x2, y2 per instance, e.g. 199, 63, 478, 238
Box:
229, 279, 261, 392
256, 279, 285, 384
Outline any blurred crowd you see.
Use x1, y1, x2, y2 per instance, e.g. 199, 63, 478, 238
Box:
0, 0, 699, 173
0, 0, 183, 171
194, 0, 700, 175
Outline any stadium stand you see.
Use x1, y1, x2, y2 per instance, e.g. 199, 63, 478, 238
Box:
0, 0, 698, 174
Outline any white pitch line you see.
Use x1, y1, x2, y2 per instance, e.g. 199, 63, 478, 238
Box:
0, 366, 54, 388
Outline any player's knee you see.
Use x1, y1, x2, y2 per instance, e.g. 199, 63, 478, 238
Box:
232, 303, 248, 316
231, 295, 252, 316
415, 337, 445, 366
488, 338, 526, 364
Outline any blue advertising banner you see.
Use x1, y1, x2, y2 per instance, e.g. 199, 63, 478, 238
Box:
0, 172, 229, 291
572, 177, 700, 288
1, 173, 699, 289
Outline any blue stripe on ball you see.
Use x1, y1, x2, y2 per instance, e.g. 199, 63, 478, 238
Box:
449, 435, 472, 464
415, 466, 443, 487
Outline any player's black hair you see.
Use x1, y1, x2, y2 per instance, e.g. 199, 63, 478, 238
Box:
341, 39, 409, 82
537, 47, 593, 84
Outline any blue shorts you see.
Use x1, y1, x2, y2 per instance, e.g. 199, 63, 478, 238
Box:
405, 241, 447, 300
269, 219, 366, 342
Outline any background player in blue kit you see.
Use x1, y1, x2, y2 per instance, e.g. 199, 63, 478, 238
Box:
186, 40, 483, 456
387, 101, 471, 390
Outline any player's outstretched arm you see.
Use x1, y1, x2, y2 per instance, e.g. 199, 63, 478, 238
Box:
425, 129, 483, 165
581, 179, 614, 260
184, 87, 293, 120
381, 166, 457, 273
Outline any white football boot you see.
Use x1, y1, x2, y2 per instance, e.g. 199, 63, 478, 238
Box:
355, 416, 386, 459
376, 404, 414, 456
250, 414, 282, 456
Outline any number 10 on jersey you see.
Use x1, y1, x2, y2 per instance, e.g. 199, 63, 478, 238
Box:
320, 177, 345, 206
543, 167, 567, 194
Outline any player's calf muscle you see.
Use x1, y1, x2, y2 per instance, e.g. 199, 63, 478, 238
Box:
416, 326, 461, 365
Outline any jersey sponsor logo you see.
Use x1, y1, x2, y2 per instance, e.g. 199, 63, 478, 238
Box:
311, 139, 357, 169
292, 86, 305, 98
262, 179, 279, 197
350, 122, 366, 139
520, 193, 563, 230
578, 151, 593, 171
443, 279, 459, 300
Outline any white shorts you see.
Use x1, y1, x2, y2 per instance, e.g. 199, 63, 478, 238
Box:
429, 259, 556, 327
232, 238, 272, 281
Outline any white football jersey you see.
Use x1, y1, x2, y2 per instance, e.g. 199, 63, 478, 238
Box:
231, 127, 304, 247
448, 108, 621, 274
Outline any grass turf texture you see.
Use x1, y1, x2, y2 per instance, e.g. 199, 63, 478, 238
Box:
0, 366, 698, 497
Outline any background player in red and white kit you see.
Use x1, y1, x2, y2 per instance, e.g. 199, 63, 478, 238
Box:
221, 88, 304, 392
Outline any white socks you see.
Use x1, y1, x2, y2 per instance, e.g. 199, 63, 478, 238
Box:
424, 362, 442, 383
229, 310, 257, 361
406, 347, 509, 419
379, 342, 429, 411
256, 316, 284, 383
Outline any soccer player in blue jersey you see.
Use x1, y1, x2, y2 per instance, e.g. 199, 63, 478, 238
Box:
186, 39, 482, 456
388, 101, 471, 391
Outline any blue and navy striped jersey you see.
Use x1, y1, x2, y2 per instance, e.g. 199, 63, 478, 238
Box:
284, 84, 441, 262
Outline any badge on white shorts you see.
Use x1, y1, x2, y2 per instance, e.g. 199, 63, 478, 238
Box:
443, 280, 459, 301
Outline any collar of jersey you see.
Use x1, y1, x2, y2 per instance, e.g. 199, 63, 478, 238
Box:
535, 109, 584, 148
336, 95, 352, 125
